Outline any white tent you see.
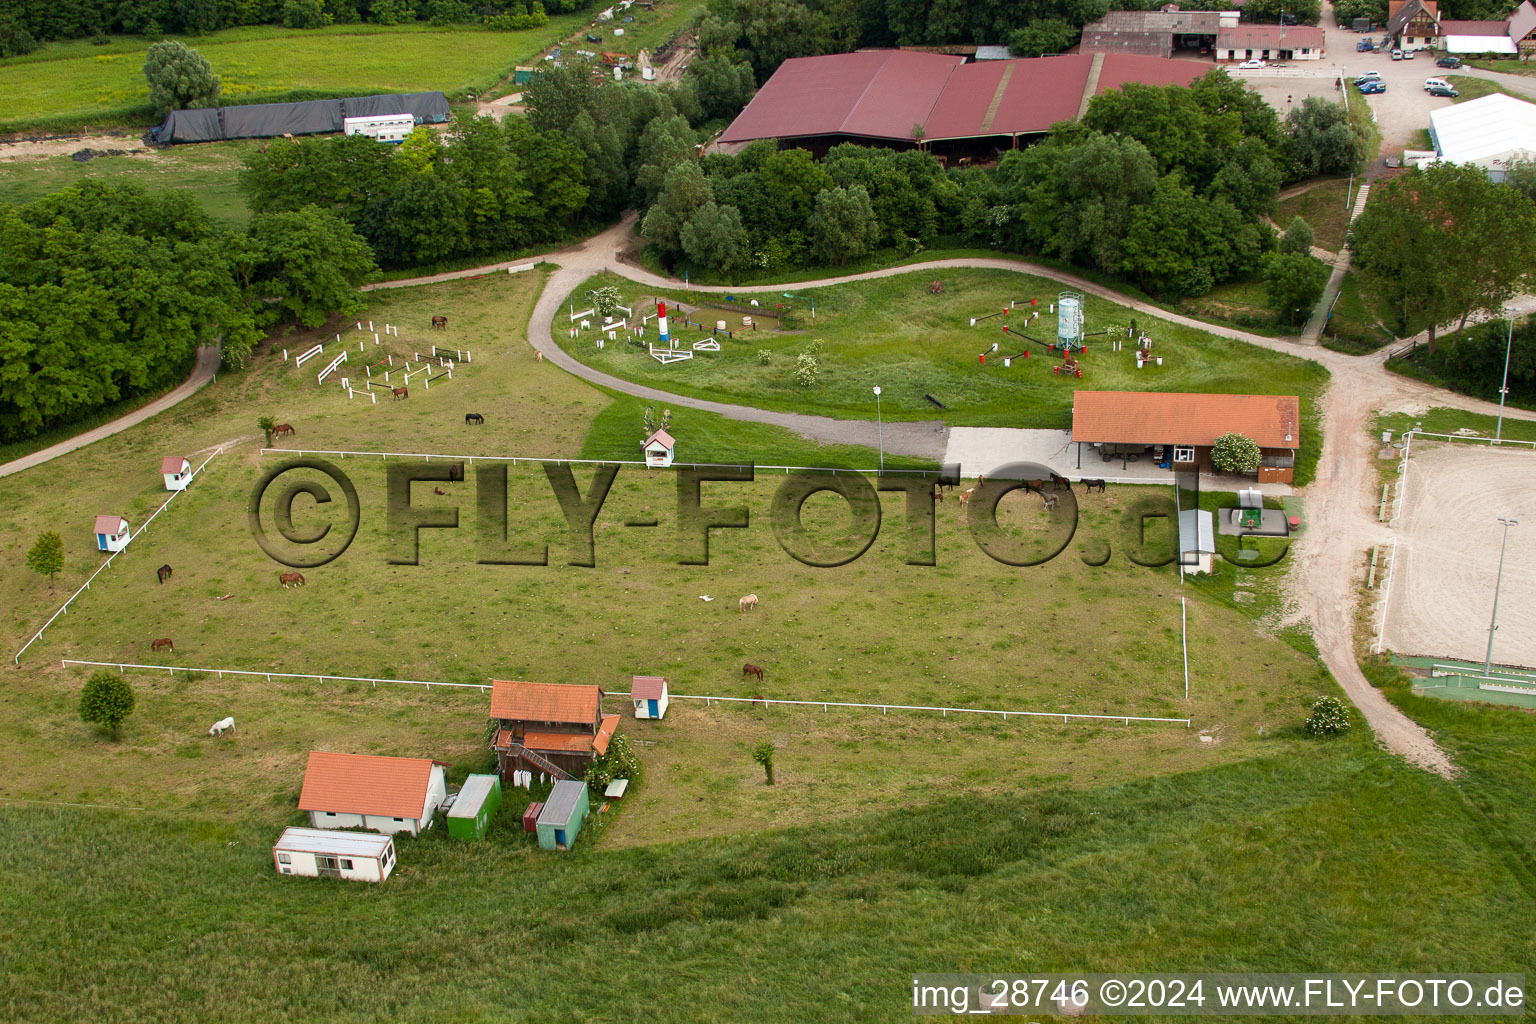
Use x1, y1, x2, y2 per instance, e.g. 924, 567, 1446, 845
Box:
1429, 93, 1536, 182
1443, 33, 1518, 52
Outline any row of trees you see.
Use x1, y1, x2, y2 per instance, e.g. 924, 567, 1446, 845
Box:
0, 180, 375, 441
0, 0, 570, 54
240, 113, 589, 267
631, 71, 1367, 299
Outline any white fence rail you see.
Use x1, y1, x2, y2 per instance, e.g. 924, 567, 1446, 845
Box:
14, 448, 225, 665
1403, 429, 1536, 450
59, 660, 1191, 726
259, 448, 936, 476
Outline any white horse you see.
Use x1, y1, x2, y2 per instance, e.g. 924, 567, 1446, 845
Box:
208, 717, 236, 737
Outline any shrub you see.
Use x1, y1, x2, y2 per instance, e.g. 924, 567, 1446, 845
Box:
587, 285, 622, 318
370, 0, 416, 24
283, 0, 331, 27
584, 734, 640, 792
1211, 432, 1262, 474
793, 352, 820, 387
79, 671, 136, 739
752, 741, 775, 785
757, 349, 772, 365
1280, 216, 1315, 255
1304, 695, 1351, 736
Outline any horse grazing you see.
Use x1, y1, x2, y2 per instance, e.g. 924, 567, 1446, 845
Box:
208, 717, 236, 737
739, 593, 758, 613
1083, 478, 1107, 493
271, 423, 296, 439
932, 482, 944, 503
431, 315, 448, 329
434, 486, 447, 496
392, 386, 409, 400
1042, 493, 1059, 512
151, 637, 174, 653
1050, 472, 1071, 491
156, 564, 173, 584
465, 412, 484, 425
279, 571, 306, 588
742, 663, 766, 681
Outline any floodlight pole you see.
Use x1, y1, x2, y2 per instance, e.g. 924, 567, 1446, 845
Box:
872, 385, 884, 473
1483, 515, 1518, 676
1496, 312, 1514, 443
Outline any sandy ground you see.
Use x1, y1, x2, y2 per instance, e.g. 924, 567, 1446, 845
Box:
1384, 442, 1536, 668
0, 133, 152, 160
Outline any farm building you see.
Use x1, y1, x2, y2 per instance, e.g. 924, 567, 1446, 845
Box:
535, 780, 591, 851
1214, 24, 1325, 60
643, 429, 675, 468
1070, 391, 1301, 483
1428, 94, 1536, 180
489, 680, 621, 782
298, 751, 448, 836
716, 50, 1207, 159
1386, 0, 1442, 50
632, 675, 670, 719
161, 457, 191, 491
1079, 10, 1227, 59
446, 774, 503, 840
93, 515, 130, 553
1178, 509, 1217, 575
343, 113, 416, 142
272, 827, 396, 883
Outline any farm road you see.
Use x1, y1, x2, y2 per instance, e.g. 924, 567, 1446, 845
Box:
376, 218, 1536, 777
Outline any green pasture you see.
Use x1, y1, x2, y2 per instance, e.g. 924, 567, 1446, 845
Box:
1274, 179, 1353, 252
0, 142, 259, 227
564, 269, 1329, 481
0, 20, 586, 133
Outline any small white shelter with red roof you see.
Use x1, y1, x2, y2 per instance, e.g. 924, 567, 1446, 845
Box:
643, 428, 675, 468
162, 456, 192, 491
632, 675, 669, 719
94, 515, 131, 552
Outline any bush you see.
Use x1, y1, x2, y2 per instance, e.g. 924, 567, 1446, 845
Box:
752, 741, 775, 785
1280, 217, 1314, 255
1304, 695, 1351, 736
757, 349, 772, 365
79, 671, 136, 739
370, 0, 416, 24
583, 734, 640, 792
1211, 432, 1262, 474
282, 0, 331, 27
793, 352, 820, 387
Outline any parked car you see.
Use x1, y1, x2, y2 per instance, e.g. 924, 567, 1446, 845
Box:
1357, 39, 1377, 51
1237, 58, 1268, 68
1391, 48, 1404, 59
1424, 77, 1451, 90
1428, 84, 1459, 97
1358, 80, 1388, 93
1437, 55, 1462, 68
1354, 71, 1382, 83
1403, 47, 1417, 58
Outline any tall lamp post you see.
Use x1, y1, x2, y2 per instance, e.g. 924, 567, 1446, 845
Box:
1496, 311, 1514, 443
1484, 515, 1518, 676
872, 386, 884, 473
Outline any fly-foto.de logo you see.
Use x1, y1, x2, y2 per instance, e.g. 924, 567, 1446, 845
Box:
248, 457, 1287, 571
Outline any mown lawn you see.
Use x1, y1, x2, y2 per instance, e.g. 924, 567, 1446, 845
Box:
0, 20, 587, 133
0, 141, 260, 227
563, 269, 1330, 433
1446, 74, 1523, 102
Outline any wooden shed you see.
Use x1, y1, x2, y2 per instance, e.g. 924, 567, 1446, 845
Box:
446, 774, 502, 840
272, 827, 396, 883
94, 515, 131, 553
161, 456, 192, 491
643, 428, 675, 468
632, 675, 669, 719
536, 780, 590, 851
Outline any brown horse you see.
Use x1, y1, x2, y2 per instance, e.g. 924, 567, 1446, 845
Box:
742, 663, 765, 681
279, 571, 305, 588
1083, 478, 1107, 493
151, 637, 174, 653
434, 486, 447, 495
431, 315, 448, 329
392, 386, 408, 400
272, 423, 295, 439
156, 564, 173, 584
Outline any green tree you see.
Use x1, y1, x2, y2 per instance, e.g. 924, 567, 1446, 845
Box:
26, 531, 64, 590
640, 161, 713, 259
1507, 160, 1536, 205
1305, 695, 1351, 735
1261, 251, 1328, 327
633, 115, 700, 207
686, 53, 756, 121
1008, 18, 1079, 57
1280, 216, 1315, 255
681, 202, 750, 274
369, 0, 415, 24
1211, 432, 1263, 474
752, 740, 775, 785
257, 415, 277, 446
79, 671, 135, 739
1286, 97, 1367, 177
143, 40, 221, 115
241, 206, 376, 327
809, 184, 879, 266
282, 0, 329, 27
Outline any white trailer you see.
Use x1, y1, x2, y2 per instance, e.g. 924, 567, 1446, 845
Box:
272, 827, 396, 883
344, 113, 417, 143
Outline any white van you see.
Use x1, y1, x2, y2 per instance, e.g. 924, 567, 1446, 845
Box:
1423, 77, 1451, 91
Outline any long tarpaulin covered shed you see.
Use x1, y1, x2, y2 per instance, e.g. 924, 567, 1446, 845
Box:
150, 91, 451, 144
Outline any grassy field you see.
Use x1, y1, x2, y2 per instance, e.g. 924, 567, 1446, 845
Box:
0, 20, 587, 134
1, 266, 1532, 1021
563, 269, 1329, 433
0, 142, 259, 226
1274, 178, 1352, 252
1463, 57, 1536, 76
1446, 74, 1524, 102
1321, 271, 1395, 355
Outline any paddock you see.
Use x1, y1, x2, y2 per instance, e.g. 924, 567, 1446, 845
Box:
1382, 442, 1536, 669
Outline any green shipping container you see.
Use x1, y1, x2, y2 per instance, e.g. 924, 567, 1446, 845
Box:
446, 774, 502, 840
535, 780, 590, 851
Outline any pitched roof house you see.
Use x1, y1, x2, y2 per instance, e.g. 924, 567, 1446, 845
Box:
489, 681, 620, 781
1071, 391, 1301, 482
298, 751, 448, 835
